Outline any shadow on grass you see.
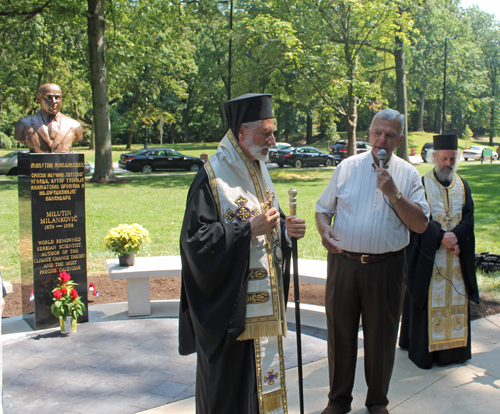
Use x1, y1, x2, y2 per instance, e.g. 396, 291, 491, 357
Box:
0, 180, 20, 191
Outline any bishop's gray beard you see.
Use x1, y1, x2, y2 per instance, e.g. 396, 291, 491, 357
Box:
246, 133, 270, 162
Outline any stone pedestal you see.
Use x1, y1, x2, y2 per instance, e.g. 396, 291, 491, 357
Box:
18, 153, 89, 330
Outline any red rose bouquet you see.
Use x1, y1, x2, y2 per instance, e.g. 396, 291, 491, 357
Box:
51, 270, 86, 321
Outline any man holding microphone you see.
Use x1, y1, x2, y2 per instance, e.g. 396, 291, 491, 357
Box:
315, 108, 429, 414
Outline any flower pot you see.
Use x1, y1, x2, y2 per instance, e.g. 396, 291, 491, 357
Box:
119, 253, 136, 266
59, 316, 77, 334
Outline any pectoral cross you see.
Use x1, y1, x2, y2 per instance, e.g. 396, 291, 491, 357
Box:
443, 212, 453, 231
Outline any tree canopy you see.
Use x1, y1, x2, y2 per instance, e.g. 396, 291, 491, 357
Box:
1, 0, 499, 157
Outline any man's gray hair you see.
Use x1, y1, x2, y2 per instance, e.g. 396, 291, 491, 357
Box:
241, 120, 262, 132
371, 108, 405, 136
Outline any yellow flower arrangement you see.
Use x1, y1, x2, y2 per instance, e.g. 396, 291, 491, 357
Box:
104, 223, 151, 256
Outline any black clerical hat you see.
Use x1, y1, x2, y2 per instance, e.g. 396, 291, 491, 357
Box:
224, 93, 273, 137
433, 134, 458, 150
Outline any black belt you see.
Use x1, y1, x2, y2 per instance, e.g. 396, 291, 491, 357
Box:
342, 250, 399, 264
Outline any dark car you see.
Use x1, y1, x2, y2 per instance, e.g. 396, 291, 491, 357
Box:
329, 140, 372, 164
421, 142, 433, 163
118, 148, 204, 173
268, 143, 291, 164
276, 146, 335, 168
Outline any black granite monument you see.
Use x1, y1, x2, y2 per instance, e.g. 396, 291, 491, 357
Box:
18, 152, 88, 330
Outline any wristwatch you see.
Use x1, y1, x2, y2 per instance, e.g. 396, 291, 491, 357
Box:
390, 191, 402, 204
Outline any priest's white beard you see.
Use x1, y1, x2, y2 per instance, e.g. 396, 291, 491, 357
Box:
434, 159, 458, 183
246, 132, 270, 162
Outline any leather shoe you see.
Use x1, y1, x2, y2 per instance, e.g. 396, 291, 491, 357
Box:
367, 405, 389, 414
321, 405, 351, 414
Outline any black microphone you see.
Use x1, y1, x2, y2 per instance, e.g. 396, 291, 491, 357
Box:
377, 149, 387, 169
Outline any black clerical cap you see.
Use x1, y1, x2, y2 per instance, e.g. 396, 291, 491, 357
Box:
224, 93, 273, 137
433, 134, 458, 150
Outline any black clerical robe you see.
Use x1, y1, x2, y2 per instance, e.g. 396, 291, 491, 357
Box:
178, 167, 291, 413
399, 174, 479, 369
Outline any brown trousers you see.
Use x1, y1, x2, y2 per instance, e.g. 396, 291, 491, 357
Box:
325, 250, 405, 410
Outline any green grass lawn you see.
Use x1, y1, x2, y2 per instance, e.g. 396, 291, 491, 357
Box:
1, 159, 500, 293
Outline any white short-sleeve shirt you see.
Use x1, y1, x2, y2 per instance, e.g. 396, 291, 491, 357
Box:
316, 151, 430, 254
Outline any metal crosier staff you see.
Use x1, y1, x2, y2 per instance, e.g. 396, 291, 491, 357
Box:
288, 187, 304, 414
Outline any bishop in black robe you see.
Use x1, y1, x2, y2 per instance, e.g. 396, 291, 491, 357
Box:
178, 93, 304, 414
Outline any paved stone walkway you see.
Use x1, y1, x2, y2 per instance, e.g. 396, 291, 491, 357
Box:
3, 318, 328, 414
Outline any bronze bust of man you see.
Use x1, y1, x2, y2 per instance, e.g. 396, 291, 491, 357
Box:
14, 83, 83, 153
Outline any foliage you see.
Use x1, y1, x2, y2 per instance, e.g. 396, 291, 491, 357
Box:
51, 270, 86, 320
2, 0, 500, 147
463, 124, 473, 143
0, 132, 13, 148
104, 223, 151, 256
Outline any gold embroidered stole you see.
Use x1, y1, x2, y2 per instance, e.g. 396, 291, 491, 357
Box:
424, 171, 468, 352
205, 130, 288, 413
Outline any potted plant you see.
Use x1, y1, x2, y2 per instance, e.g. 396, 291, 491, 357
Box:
104, 223, 151, 266
51, 270, 86, 334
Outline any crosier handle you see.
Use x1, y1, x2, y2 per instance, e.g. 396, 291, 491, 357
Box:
288, 187, 297, 218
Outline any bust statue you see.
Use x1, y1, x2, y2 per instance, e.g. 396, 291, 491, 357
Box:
14, 83, 83, 153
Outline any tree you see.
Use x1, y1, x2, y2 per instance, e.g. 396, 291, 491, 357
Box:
466, 7, 500, 145
87, 0, 115, 182
273, 0, 400, 155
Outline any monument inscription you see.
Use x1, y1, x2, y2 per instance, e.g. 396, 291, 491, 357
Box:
19, 153, 88, 330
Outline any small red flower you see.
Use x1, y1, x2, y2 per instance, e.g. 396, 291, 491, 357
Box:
61, 287, 67, 295
70, 288, 78, 300
60, 271, 71, 283
54, 290, 62, 299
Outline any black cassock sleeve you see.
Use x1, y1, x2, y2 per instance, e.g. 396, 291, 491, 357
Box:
178, 168, 292, 362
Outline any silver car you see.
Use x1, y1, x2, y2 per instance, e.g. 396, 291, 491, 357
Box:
0, 150, 29, 175
0, 150, 92, 175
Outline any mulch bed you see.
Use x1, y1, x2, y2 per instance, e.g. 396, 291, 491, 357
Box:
3, 274, 499, 321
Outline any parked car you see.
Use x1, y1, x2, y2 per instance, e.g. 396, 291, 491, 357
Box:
463, 145, 499, 161
0, 150, 91, 175
84, 162, 92, 175
268, 142, 291, 163
0, 150, 29, 175
118, 148, 204, 173
275, 146, 335, 168
421, 142, 434, 163
329, 140, 372, 164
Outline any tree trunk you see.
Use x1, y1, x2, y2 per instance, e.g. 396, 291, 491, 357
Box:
319, 115, 327, 139
344, 65, 358, 156
395, 33, 409, 161
170, 123, 175, 144
126, 130, 132, 150
341, 113, 357, 152
306, 112, 313, 144
417, 90, 425, 132
183, 104, 190, 142
88, 0, 115, 183
89, 122, 95, 150
0, 85, 2, 148
435, 106, 442, 134
490, 71, 497, 146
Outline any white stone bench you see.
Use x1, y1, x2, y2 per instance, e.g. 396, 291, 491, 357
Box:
106, 255, 326, 317
106, 256, 182, 316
